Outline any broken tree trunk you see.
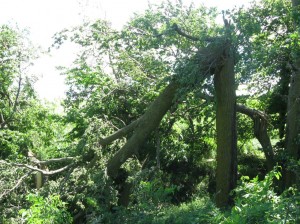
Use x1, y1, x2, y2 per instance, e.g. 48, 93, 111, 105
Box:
214, 44, 237, 208
237, 104, 275, 171
198, 92, 275, 171
105, 82, 178, 206
106, 82, 179, 179
285, 0, 300, 188
286, 59, 300, 187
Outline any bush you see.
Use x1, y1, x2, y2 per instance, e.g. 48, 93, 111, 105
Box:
154, 197, 224, 224
224, 168, 300, 224
19, 193, 72, 224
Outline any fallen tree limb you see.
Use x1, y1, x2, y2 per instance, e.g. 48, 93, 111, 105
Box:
87, 118, 141, 168
0, 160, 74, 175
0, 170, 33, 201
198, 93, 275, 170
236, 104, 268, 120
107, 82, 179, 178
236, 104, 275, 171
99, 118, 140, 146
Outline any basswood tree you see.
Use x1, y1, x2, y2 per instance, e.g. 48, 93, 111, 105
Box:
53, 2, 275, 209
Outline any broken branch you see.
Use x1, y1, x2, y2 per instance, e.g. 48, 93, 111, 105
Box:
0, 170, 34, 201
0, 160, 74, 175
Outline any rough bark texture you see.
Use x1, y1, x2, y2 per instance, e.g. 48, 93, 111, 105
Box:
106, 82, 178, 179
198, 93, 275, 170
286, 59, 300, 186
237, 104, 275, 171
214, 46, 237, 208
285, 0, 300, 187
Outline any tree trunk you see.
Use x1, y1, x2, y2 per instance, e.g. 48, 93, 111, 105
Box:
285, 60, 300, 187
237, 104, 275, 171
285, 0, 300, 188
214, 45, 237, 208
106, 82, 178, 178
105, 82, 178, 206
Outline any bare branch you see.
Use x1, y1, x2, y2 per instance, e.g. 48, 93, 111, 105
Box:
172, 23, 200, 41
0, 170, 33, 201
0, 160, 74, 175
172, 23, 219, 42
196, 92, 274, 170
236, 104, 275, 171
236, 104, 268, 121
98, 118, 140, 146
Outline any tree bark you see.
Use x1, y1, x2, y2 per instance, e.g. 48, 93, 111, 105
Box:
198, 93, 275, 171
106, 82, 178, 178
214, 45, 237, 208
237, 104, 275, 171
286, 60, 300, 186
285, 0, 300, 188
105, 82, 178, 206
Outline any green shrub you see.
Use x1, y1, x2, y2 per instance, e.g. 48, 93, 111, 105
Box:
153, 197, 224, 224
19, 193, 72, 224
224, 168, 299, 224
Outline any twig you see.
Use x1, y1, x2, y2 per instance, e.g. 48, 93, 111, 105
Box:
0, 170, 33, 201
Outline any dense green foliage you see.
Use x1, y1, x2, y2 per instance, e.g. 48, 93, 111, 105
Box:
1, 0, 299, 223
19, 194, 72, 224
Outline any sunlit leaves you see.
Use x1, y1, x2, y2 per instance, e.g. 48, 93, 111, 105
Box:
231, 0, 295, 88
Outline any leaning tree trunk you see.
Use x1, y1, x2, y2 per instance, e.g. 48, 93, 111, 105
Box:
106, 82, 178, 206
285, 0, 300, 188
237, 104, 275, 171
106, 82, 178, 179
214, 45, 237, 208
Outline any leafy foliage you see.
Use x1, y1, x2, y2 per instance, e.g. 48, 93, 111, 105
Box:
225, 169, 299, 223
1, 0, 300, 223
19, 194, 72, 224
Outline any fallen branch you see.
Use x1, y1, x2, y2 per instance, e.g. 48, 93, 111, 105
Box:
0, 160, 74, 175
236, 104, 268, 121
236, 104, 275, 171
99, 118, 140, 146
107, 82, 179, 178
87, 118, 141, 168
197, 93, 274, 170
0, 170, 33, 201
